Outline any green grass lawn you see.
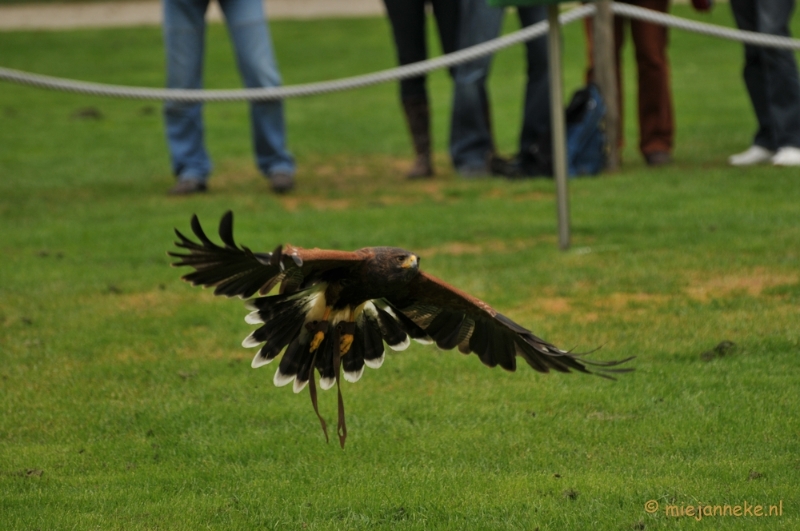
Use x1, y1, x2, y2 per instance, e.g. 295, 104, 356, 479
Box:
1, 7, 799, 530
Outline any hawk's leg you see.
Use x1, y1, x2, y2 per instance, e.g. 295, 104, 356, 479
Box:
338, 309, 356, 355
309, 307, 332, 353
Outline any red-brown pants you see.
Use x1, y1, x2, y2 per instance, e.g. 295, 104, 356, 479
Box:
584, 0, 674, 157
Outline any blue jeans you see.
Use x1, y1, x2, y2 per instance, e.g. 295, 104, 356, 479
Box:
730, 0, 800, 149
163, 0, 295, 181
449, 0, 550, 171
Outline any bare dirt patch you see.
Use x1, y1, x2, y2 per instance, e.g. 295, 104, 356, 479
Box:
115, 346, 160, 363
537, 297, 572, 315
192, 153, 559, 211
512, 289, 669, 325
592, 292, 670, 311
685, 268, 798, 302
280, 196, 353, 212
484, 187, 554, 202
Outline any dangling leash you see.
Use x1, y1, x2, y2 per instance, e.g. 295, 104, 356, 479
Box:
305, 320, 330, 444
334, 322, 356, 449
307, 349, 329, 444
305, 320, 355, 448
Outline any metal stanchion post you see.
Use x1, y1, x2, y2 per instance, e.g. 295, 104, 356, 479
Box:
547, 4, 570, 250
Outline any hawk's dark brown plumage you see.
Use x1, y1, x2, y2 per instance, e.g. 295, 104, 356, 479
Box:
170, 211, 632, 447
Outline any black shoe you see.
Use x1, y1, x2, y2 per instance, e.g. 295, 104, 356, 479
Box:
456, 163, 491, 179
489, 154, 521, 178
645, 151, 673, 166
407, 153, 434, 180
168, 178, 207, 195
269, 172, 295, 194
496, 153, 552, 179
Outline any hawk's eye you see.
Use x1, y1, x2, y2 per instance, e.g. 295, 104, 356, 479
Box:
395, 255, 406, 262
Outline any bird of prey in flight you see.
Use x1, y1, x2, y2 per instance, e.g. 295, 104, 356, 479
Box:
170, 211, 632, 447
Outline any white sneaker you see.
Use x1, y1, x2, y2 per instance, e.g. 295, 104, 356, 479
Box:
728, 145, 775, 166
771, 146, 800, 166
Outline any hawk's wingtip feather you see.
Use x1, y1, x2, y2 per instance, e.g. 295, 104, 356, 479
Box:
218, 211, 237, 249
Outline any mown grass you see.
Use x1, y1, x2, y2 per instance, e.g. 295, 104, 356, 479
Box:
1, 6, 799, 530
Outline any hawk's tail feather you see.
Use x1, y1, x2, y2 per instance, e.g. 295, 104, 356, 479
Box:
314, 333, 337, 390
242, 301, 304, 368
313, 306, 389, 386
293, 341, 319, 393
250, 319, 304, 367
361, 307, 387, 369
374, 306, 410, 351
275, 337, 313, 388
245, 293, 312, 368
342, 323, 366, 383
245, 291, 311, 326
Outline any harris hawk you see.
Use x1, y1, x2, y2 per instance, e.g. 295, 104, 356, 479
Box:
170, 211, 632, 447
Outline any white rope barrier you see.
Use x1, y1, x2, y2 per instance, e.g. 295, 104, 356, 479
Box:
0, 5, 592, 102
611, 2, 800, 50
1, 2, 799, 102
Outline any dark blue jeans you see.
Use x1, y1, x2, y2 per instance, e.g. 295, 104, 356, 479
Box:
163, 0, 295, 182
449, 0, 550, 171
730, 0, 800, 149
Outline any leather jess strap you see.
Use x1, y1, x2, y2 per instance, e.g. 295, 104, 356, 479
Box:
306, 320, 357, 449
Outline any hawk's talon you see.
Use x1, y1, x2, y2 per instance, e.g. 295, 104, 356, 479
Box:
339, 333, 354, 355
308, 308, 332, 353
310, 330, 325, 352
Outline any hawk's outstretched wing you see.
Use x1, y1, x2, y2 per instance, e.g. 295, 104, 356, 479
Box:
168, 210, 366, 298
388, 272, 633, 379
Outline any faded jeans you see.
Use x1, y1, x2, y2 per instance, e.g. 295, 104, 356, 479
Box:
730, 0, 800, 149
449, 0, 550, 171
163, 0, 294, 181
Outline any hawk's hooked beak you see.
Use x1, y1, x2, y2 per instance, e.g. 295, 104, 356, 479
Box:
401, 254, 419, 269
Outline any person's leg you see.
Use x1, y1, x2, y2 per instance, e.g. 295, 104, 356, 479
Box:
384, 0, 434, 177
731, 0, 775, 150
220, 0, 295, 184
754, 0, 800, 151
631, 0, 673, 160
384, 0, 428, 99
431, 0, 460, 57
449, 0, 504, 174
517, 6, 550, 161
163, 0, 212, 184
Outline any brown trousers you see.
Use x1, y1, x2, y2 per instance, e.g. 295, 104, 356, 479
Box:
584, 0, 674, 156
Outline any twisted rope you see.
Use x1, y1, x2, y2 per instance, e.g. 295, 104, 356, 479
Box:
0, 5, 592, 102
1, 3, 799, 102
611, 2, 800, 50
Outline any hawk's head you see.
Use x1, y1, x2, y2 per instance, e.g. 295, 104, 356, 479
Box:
369, 247, 420, 285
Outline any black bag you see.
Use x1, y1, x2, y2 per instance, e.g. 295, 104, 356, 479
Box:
566, 83, 607, 177
516, 83, 607, 178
